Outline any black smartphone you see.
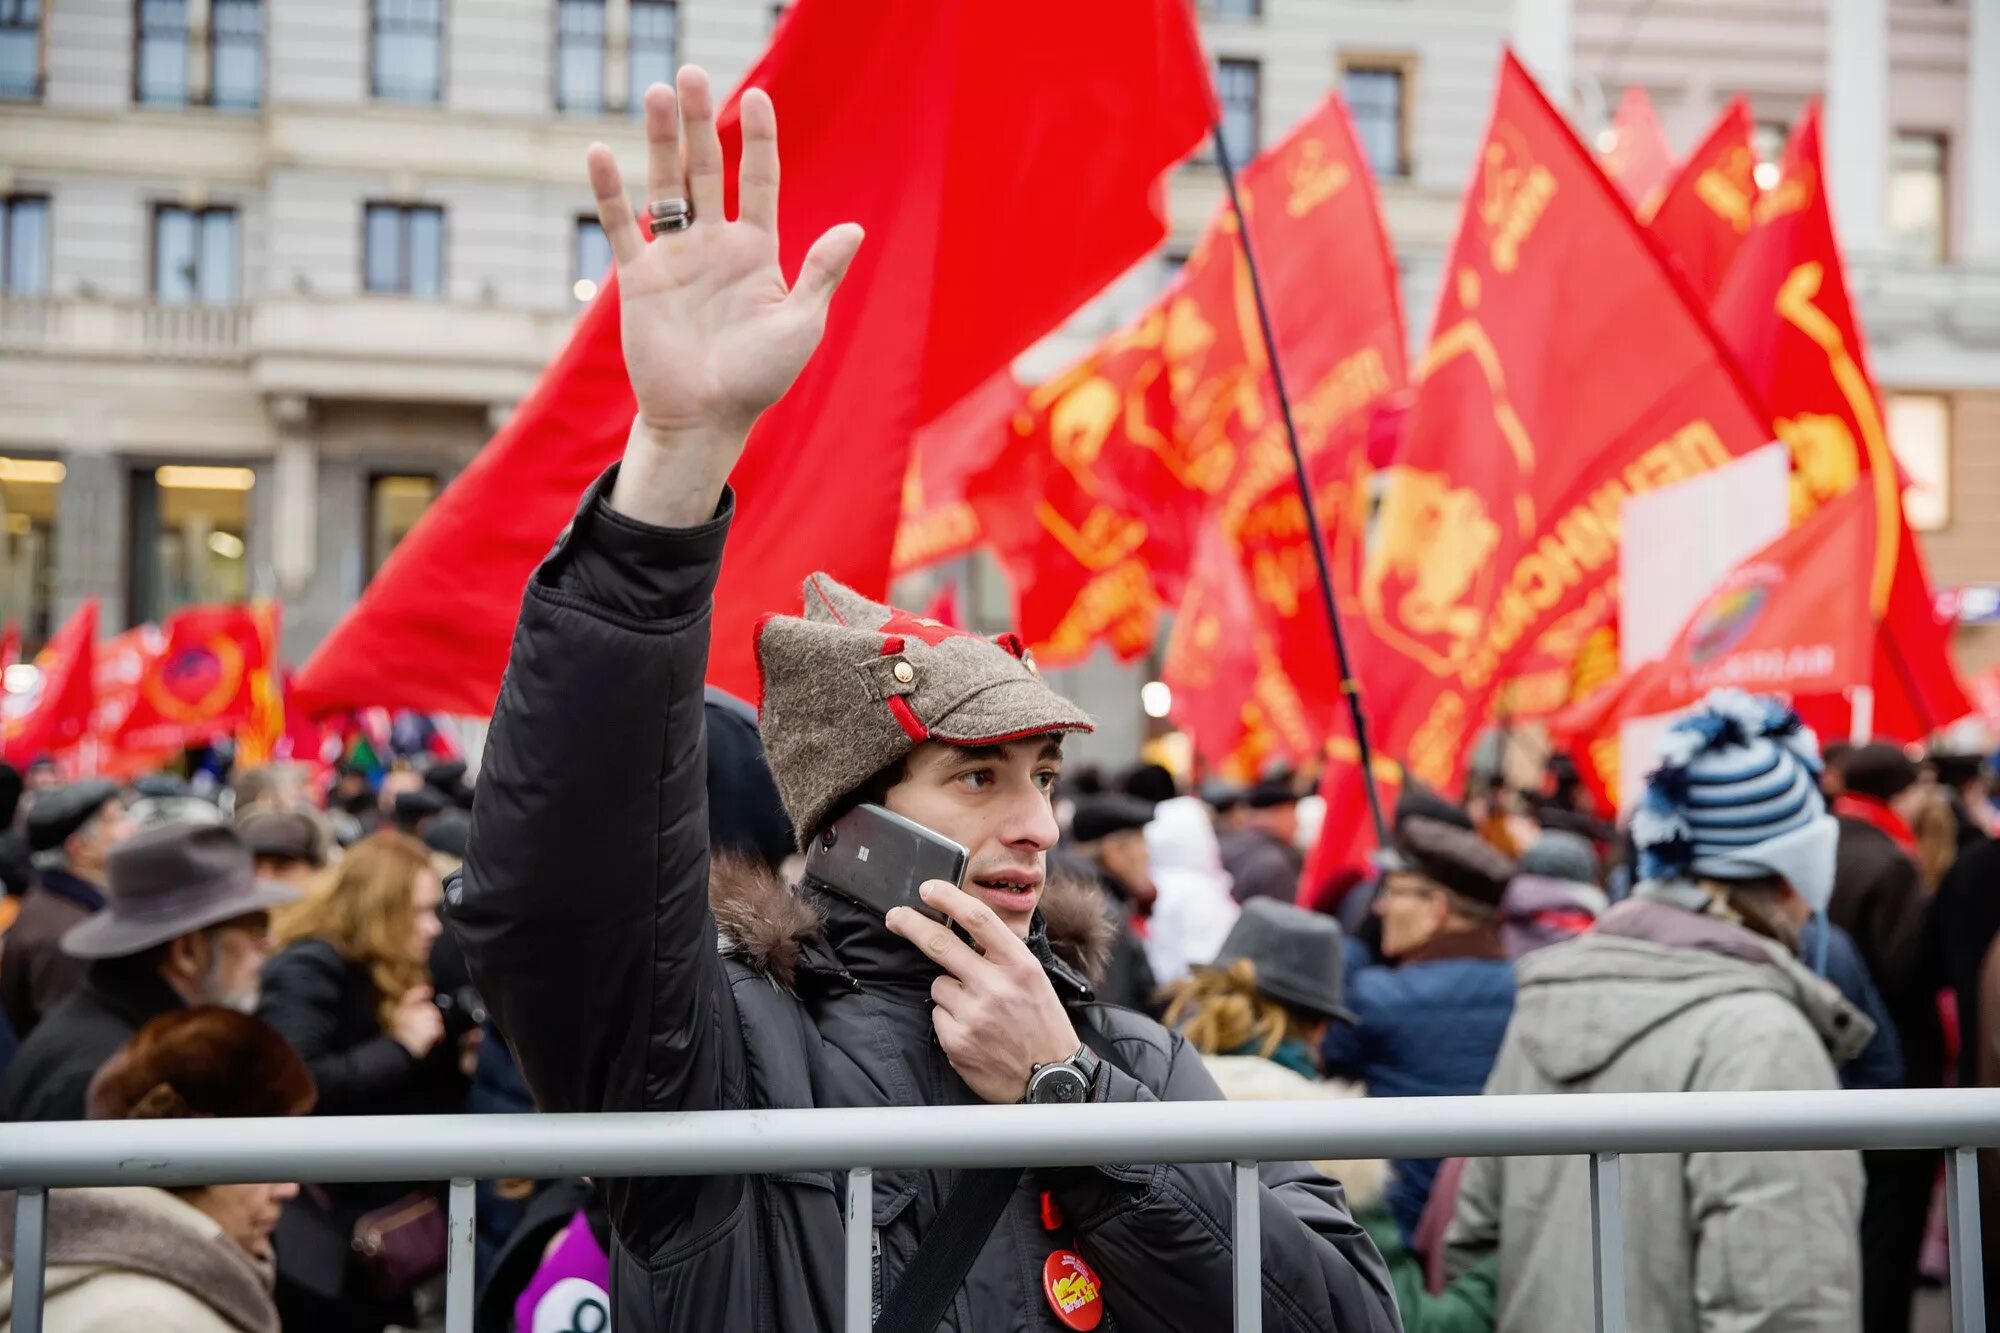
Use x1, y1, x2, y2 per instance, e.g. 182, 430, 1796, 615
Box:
804, 803, 968, 926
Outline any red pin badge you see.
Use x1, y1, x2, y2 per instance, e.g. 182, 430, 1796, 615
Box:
1042, 1249, 1104, 1331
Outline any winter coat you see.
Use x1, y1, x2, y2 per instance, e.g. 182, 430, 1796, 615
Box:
1973, 931, 2000, 1314
1496, 874, 1603, 959
1798, 915, 1903, 1091
1831, 812, 1944, 1088
1143, 796, 1240, 986
1322, 931, 1515, 1240
449, 472, 1401, 1333
1931, 836, 2000, 1086
1446, 900, 1870, 1333
256, 938, 468, 1214
0, 955, 184, 1122
0, 869, 104, 1037
0, 1186, 279, 1333
1219, 827, 1304, 905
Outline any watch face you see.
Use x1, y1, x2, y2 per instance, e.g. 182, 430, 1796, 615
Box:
1032, 1065, 1090, 1105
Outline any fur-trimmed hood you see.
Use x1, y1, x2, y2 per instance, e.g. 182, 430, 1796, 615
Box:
710, 854, 1115, 994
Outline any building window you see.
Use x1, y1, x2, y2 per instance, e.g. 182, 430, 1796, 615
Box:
629, 0, 676, 113
1213, 58, 1260, 165
1341, 57, 1412, 179
210, 0, 262, 109
372, 0, 442, 103
1887, 392, 1950, 531
573, 216, 610, 302
0, 455, 60, 649
363, 203, 444, 297
1205, 0, 1261, 17
128, 465, 253, 624
368, 474, 438, 579
1888, 132, 1947, 264
1, 195, 49, 295
555, 0, 604, 113
136, 0, 190, 106
153, 206, 237, 305
0, 0, 40, 100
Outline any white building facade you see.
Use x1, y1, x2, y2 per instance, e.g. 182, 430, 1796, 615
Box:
0, 0, 1993, 761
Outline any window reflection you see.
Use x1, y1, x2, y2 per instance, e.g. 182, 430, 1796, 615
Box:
0, 455, 60, 648
368, 473, 437, 579
129, 465, 252, 623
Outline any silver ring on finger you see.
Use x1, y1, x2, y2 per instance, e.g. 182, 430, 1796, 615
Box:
647, 197, 694, 236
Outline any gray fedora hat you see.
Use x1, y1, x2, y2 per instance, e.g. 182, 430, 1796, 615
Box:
1210, 898, 1357, 1024
61, 822, 303, 960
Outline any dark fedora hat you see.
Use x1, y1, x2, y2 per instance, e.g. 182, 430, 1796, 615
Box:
61, 822, 302, 961
1209, 898, 1356, 1024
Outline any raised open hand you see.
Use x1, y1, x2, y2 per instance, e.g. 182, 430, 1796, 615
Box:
590, 67, 864, 528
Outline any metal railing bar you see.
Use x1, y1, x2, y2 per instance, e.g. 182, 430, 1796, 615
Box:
1589, 1152, 1627, 1333
1233, 1161, 1261, 1333
1945, 1147, 1984, 1333
445, 1177, 476, 1333
5, 1089, 1999, 1188
845, 1167, 871, 1333
11, 1187, 45, 1333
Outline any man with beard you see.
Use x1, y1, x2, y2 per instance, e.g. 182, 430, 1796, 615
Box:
449, 66, 1396, 1333
0, 823, 297, 1121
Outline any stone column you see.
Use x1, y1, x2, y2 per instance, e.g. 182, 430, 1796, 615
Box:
268, 397, 317, 600
1966, 0, 2000, 262
1824, 0, 1889, 254
605, 0, 633, 115
1512, 0, 1573, 108
52, 449, 128, 630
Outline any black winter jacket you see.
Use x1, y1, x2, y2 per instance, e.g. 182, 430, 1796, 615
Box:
0, 956, 183, 1122
450, 472, 1400, 1333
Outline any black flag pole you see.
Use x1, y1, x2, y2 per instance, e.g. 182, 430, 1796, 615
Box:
1207, 118, 1392, 851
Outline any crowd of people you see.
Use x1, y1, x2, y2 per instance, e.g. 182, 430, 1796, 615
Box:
5, 61, 2000, 1333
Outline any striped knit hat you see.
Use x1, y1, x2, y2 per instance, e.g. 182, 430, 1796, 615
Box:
1630, 689, 1839, 915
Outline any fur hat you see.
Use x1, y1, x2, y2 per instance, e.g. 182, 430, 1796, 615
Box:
87, 1007, 316, 1120
755, 574, 1093, 843
1842, 743, 1920, 802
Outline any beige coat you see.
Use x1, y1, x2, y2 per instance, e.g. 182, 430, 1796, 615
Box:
1446, 908, 1870, 1333
0, 1187, 278, 1333
1200, 1053, 1389, 1212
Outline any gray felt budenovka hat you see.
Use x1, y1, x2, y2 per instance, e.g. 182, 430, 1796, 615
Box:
755, 573, 1094, 844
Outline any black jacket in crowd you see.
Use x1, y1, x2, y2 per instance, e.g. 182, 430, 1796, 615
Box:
448, 471, 1399, 1333
0, 954, 185, 1121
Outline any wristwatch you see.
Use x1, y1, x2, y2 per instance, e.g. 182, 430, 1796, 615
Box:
1022, 1045, 1103, 1105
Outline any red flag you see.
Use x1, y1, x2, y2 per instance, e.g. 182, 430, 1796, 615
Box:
1710, 104, 1970, 738
2, 600, 97, 764
1340, 52, 1774, 820
919, 580, 962, 631
1560, 485, 1878, 741
1598, 86, 1674, 210
236, 603, 286, 765
294, 0, 1213, 715
1644, 98, 1759, 304
891, 369, 1025, 575
0, 620, 17, 675
114, 604, 270, 753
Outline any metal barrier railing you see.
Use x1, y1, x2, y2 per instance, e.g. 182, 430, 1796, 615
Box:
5, 1088, 1999, 1333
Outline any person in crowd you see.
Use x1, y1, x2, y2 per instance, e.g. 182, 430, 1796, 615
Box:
390, 785, 448, 840
0, 822, 295, 1122
130, 791, 227, 834
421, 759, 474, 812
1829, 742, 1945, 1333
1934, 821, 2000, 1089
1972, 927, 2000, 1316
1324, 817, 1517, 1241
0, 763, 31, 897
1496, 829, 1604, 959
1911, 779, 1961, 893
1142, 794, 1241, 988
238, 807, 332, 891
0, 1006, 315, 1333
1166, 899, 1498, 1333
0, 779, 132, 1036
1448, 690, 1868, 1331
1059, 791, 1160, 1012
1219, 772, 1307, 904
1119, 761, 1178, 805
257, 828, 471, 1332
1930, 751, 1996, 849
449, 68, 1396, 1333
231, 762, 307, 819
1821, 738, 1856, 799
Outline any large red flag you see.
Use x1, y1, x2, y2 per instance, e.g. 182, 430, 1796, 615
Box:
295, 0, 1213, 714
1709, 103, 1970, 738
0, 620, 17, 676
1155, 94, 1409, 774
1312, 52, 1773, 879
891, 368, 1026, 575
1598, 86, 1674, 210
2, 600, 97, 764
988, 92, 1408, 678
114, 604, 272, 753
1645, 97, 1759, 304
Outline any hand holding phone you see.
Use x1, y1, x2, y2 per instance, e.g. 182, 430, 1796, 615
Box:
802, 803, 968, 925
